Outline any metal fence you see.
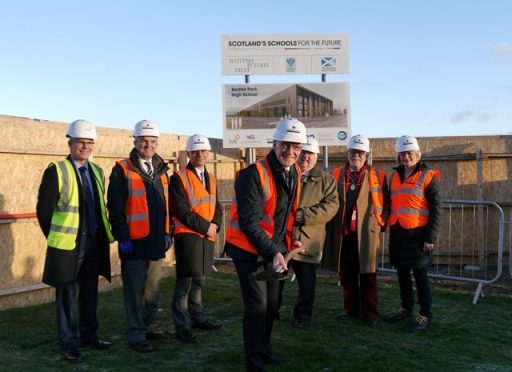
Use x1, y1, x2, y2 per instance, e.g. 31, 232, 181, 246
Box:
216, 199, 508, 304
379, 200, 506, 304
2, 200, 508, 303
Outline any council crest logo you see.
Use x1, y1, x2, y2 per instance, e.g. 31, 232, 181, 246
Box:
286, 57, 296, 72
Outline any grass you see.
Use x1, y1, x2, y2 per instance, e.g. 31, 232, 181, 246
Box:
1, 266, 511, 372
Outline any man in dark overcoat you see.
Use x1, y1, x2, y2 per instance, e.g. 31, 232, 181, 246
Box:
37, 119, 113, 362
169, 134, 223, 343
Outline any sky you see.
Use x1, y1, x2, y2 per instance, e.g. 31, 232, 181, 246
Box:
0, 0, 511, 140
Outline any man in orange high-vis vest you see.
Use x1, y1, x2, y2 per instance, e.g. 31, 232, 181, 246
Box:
323, 135, 390, 328
107, 120, 171, 353
170, 134, 223, 344
225, 118, 307, 371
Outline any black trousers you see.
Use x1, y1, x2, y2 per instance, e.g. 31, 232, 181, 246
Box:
397, 267, 432, 318
56, 235, 99, 352
232, 256, 279, 372
291, 260, 317, 321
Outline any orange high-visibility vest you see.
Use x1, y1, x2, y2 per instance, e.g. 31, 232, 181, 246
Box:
172, 168, 217, 242
225, 156, 301, 255
332, 166, 387, 227
388, 168, 440, 229
117, 159, 170, 239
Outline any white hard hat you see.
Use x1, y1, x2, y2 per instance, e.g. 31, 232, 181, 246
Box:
348, 134, 370, 152
302, 137, 320, 154
273, 118, 307, 144
133, 120, 160, 137
186, 134, 211, 151
395, 135, 420, 152
66, 119, 97, 140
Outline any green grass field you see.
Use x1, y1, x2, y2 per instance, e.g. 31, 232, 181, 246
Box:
1, 268, 511, 371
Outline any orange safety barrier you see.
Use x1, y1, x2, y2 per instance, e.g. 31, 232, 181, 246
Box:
0, 212, 37, 220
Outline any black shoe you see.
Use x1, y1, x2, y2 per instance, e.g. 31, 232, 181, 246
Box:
191, 320, 223, 330
146, 331, 170, 340
81, 339, 112, 350
63, 349, 82, 363
364, 318, 379, 327
386, 307, 413, 324
263, 353, 282, 365
176, 328, 197, 343
129, 340, 154, 353
293, 318, 310, 329
337, 313, 358, 320
412, 314, 432, 332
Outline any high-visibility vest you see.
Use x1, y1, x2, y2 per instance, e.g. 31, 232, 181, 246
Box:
173, 168, 217, 242
225, 157, 301, 254
117, 159, 170, 239
332, 166, 387, 227
47, 160, 114, 250
388, 168, 440, 229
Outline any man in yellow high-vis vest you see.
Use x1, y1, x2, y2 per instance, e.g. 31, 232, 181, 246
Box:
37, 120, 114, 363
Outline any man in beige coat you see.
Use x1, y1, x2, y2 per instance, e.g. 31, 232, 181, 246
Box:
290, 138, 339, 329
323, 135, 390, 327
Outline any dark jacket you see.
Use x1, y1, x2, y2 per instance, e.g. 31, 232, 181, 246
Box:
107, 148, 169, 261
169, 162, 223, 277
389, 161, 442, 269
225, 150, 298, 262
37, 155, 111, 287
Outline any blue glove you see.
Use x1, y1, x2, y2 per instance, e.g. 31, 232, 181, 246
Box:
119, 240, 134, 256
165, 235, 173, 251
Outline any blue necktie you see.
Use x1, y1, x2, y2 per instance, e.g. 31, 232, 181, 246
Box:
79, 166, 97, 237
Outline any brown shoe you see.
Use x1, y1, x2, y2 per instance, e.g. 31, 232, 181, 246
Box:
63, 349, 82, 363
412, 314, 432, 332
386, 307, 412, 324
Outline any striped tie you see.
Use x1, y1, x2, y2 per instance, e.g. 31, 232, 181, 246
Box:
144, 161, 152, 177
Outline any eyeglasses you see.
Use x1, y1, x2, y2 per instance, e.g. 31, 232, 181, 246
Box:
278, 141, 302, 151
73, 140, 95, 147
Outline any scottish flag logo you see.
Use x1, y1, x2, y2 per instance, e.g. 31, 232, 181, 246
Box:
321, 57, 336, 71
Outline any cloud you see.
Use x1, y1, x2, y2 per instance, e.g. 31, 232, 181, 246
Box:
451, 110, 490, 124
488, 42, 512, 61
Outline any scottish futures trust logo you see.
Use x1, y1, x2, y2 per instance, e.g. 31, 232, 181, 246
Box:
286, 57, 296, 73
321, 56, 336, 72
